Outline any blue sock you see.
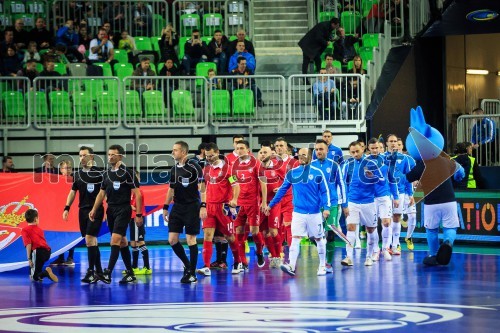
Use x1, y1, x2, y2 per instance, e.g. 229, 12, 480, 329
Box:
443, 228, 457, 246
426, 228, 439, 256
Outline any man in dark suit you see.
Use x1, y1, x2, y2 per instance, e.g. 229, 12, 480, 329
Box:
298, 18, 340, 77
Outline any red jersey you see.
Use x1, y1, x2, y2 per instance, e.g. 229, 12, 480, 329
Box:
204, 160, 236, 204
232, 156, 262, 206
131, 188, 145, 218
225, 151, 239, 166
22, 224, 50, 251
276, 155, 299, 200
259, 159, 286, 202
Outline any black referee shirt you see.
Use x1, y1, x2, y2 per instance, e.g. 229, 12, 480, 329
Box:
169, 160, 203, 205
72, 166, 104, 209
101, 164, 139, 206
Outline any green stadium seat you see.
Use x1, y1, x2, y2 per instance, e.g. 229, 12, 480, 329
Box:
359, 46, 374, 63
83, 79, 104, 100
2, 91, 25, 121
49, 91, 72, 119
152, 36, 162, 58
124, 90, 142, 119
178, 36, 190, 60
94, 62, 113, 76
0, 15, 13, 28
362, 33, 380, 48
340, 11, 362, 35
143, 90, 165, 118
27, 91, 48, 121
6, 1, 25, 14
135, 36, 153, 51
202, 36, 212, 45
319, 11, 337, 23
361, 0, 379, 17
104, 79, 119, 97
203, 13, 223, 37
211, 89, 230, 116
68, 79, 83, 92
27, 1, 45, 14
232, 89, 254, 116
73, 91, 95, 119
172, 90, 195, 117
114, 63, 134, 81
113, 49, 129, 64
196, 62, 216, 86
153, 14, 166, 36
53, 62, 67, 75
180, 13, 200, 37
96, 91, 119, 119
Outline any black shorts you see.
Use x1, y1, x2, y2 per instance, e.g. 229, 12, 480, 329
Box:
107, 205, 132, 237
79, 207, 104, 237
129, 218, 146, 242
169, 201, 201, 235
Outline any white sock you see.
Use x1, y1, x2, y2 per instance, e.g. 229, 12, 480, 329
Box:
407, 213, 416, 238
366, 232, 375, 258
355, 224, 360, 241
316, 238, 326, 267
382, 225, 392, 249
346, 231, 356, 258
289, 238, 301, 270
392, 222, 401, 247
373, 231, 380, 253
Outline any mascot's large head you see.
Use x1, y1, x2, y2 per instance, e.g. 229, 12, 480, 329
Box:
405, 106, 444, 161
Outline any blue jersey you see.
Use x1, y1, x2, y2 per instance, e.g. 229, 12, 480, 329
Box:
366, 154, 399, 199
312, 143, 344, 164
311, 158, 346, 206
383, 152, 415, 195
471, 117, 496, 145
341, 156, 384, 207
269, 164, 331, 214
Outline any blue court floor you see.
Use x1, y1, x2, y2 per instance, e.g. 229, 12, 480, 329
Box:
0, 243, 499, 332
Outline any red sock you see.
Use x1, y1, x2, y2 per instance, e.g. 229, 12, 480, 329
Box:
254, 232, 264, 255
229, 239, 240, 264
243, 231, 249, 242
202, 241, 213, 267
264, 236, 276, 257
236, 233, 247, 264
272, 234, 282, 257
285, 225, 292, 246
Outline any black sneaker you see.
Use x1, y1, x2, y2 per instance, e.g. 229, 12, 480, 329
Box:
81, 269, 98, 284
119, 270, 137, 284
187, 272, 197, 283
256, 253, 265, 268
242, 263, 249, 272
436, 241, 453, 266
180, 267, 191, 284
100, 268, 112, 284
423, 255, 439, 266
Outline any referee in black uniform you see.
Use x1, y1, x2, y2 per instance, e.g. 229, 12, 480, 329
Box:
89, 144, 143, 284
63, 146, 104, 283
163, 141, 204, 284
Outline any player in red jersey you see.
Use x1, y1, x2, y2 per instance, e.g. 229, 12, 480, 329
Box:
225, 134, 244, 166
232, 140, 268, 269
258, 146, 286, 268
196, 142, 243, 276
274, 137, 299, 254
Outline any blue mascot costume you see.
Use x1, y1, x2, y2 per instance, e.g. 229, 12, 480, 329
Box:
400, 106, 465, 266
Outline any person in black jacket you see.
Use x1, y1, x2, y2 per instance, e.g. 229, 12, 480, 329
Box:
451, 142, 483, 189
182, 29, 209, 75
333, 27, 359, 70
298, 18, 340, 77
208, 30, 229, 74
159, 24, 179, 65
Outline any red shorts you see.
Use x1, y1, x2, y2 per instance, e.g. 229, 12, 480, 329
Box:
280, 198, 293, 223
260, 203, 281, 231
234, 204, 260, 227
203, 203, 235, 236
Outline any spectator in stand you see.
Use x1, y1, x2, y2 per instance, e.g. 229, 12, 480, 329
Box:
17, 59, 39, 90
78, 25, 92, 51
341, 78, 360, 120
451, 142, 483, 189
159, 24, 179, 65
208, 30, 229, 74
182, 29, 209, 75
324, 53, 338, 74
159, 58, 180, 107
471, 107, 497, 166
133, 58, 156, 96
312, 68, 337, 120
88, 28, 116, 65
207, 68, 221, 90
1, 46, 23, 77
13, 19, 30, 51
56, 20, 84, 62
118, 30, 137, 63
102, 1, 126, 37
348, 55, 366, 75
227, 29, 255, 58
230, 56, 264, 107
30, 18, 53, 50
333, 28, 359, 70
0, 30, 15, 56
299, 18, 340, 78
1, 156, 16, 173
133, 2, 153, 36
228, 41, 256, 73
39, 60, 62, 92
102, 22, 118, 44
23, 41, 41, 64
365, 0, 394, 33
35, 153, 58, 174
67, 1, 87, 26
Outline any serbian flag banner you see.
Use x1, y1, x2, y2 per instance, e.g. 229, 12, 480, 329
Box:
0, 173, 168, 272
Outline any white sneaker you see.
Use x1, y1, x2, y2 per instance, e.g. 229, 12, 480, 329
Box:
364, 257, 373, 266
341, 257, 353, 266
325, 263, 333, 273
196, 266, 211, 276
372, 251, 380, 262
383, 249, 392, 261
317, 266, 327, 276
280, 263, 296, 276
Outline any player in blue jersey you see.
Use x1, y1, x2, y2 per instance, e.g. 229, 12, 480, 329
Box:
312, 139, 346, 272
341, 141, 383, 267
397, 138, 417, 251
312, 130, 344, 164
265, 147, 331, 277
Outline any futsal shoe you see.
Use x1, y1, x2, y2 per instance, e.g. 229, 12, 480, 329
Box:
383, 249, 392, 261
180, 267, 191, 283
217, 261, 228, 269
325, 263, 333, 273
210, 260, 220, 269
119, 271, 137, 284
81, 269, 98, 284
256, 253, 265, 268
242, 263, 249, 272
231, 263, 243, 274
372, 251, 380, 262
50, 257, 64, 266
269, 258, 278, 268
45, 267, 59, 282
341, 257, 353, 266
436, 241, 453, 266
364, 258, 373, 266
423, 255, 439, 266
99, 269, 112, 284
196, 266, 211, 276
405, 237, 415, 251
392, 246, 401, 255
63, 258, 75, 266
317, 266, 327, 276
280, 264, 296, 276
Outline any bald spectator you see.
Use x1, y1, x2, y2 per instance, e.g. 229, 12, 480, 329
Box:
227, 29, 255, 57
13, 19, 31, 50
29, 18, 53, 50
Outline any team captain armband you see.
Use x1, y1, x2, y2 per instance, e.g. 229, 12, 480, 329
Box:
228, 175, 237, 184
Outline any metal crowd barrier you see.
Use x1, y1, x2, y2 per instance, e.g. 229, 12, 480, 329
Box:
0, 77, 31, 129
457, 114, 500, 166
408, 0, 430, 38
480, 99, 500, 115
